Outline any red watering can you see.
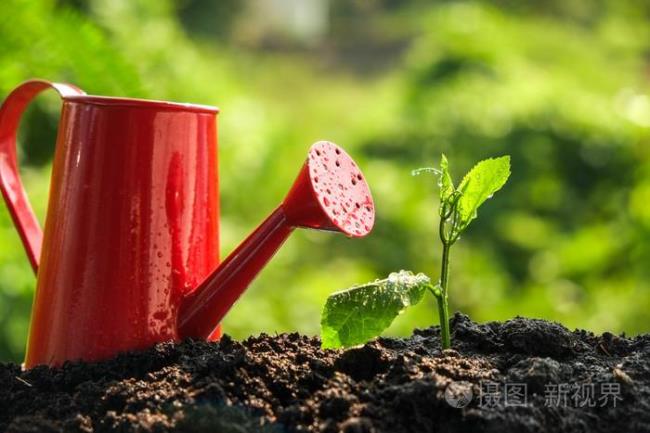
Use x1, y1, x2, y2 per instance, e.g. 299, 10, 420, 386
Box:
0, 80, 375, 368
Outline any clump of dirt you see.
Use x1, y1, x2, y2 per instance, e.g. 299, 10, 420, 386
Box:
1, 313, 649, 433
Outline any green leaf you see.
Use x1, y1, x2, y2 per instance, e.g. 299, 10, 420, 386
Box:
320, 271, 431, 349
439, 154, 454, 203
457, 155, 510, 229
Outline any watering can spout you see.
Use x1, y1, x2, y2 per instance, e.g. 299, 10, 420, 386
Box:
177, 141, 375, 339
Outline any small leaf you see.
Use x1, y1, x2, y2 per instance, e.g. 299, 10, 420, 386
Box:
321, 271, 431, 349
457, 155, 510, 229
439, 154, 454, 203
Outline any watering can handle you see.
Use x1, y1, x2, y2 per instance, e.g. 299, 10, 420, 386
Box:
0, 79, 85, 274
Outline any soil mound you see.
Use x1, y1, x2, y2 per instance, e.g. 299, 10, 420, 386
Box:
2, 313, 649, 433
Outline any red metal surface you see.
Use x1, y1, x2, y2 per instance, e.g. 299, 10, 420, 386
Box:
178, 141, 375, 339
178, 207, 293, 339
0, 80, 85, 272
0, 80, 221, 367
286, 141, 374, 237
0, 80, 375, 368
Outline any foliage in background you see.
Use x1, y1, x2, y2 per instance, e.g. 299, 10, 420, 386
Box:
0, 0, 649, 362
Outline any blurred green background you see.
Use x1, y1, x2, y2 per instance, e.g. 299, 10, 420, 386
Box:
1, 0, 649, 362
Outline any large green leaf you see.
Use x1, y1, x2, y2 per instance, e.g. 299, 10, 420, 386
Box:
320, 271, 431, 349
457, 156, 511, 228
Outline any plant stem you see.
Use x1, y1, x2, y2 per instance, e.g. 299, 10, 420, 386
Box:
435, 189, 458, 349
437, 241, 452, 349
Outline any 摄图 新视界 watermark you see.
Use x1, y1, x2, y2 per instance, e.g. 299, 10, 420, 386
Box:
444, 380, 623, 409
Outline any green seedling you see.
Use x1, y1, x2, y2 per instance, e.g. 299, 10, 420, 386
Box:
320, 155, 510, 349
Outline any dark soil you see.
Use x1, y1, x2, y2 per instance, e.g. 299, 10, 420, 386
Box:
1, 313, 649, 433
